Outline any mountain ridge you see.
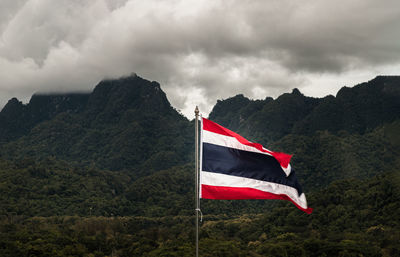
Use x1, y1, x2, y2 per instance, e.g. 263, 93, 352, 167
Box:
209, 75, 400, 144
1, 75, 399, 175
0, 74, 398, 193
0, 74, 191, 173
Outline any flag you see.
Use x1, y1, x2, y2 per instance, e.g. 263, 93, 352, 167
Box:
200, 117, 313, 214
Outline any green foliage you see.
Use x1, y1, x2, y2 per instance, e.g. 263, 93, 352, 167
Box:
271, 121, 400, 189
0, 171, 399, 256
0, 158, 131, 217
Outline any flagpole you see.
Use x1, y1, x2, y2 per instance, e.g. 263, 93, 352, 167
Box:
194, 106, 199, 257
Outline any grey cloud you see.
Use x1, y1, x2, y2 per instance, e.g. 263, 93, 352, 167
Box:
254, 0, 400, 72
0, 0, 399, 118
0, 0, 110, 63
0, 0, 27, 33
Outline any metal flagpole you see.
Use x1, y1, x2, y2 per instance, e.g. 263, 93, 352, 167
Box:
194, 106, 199, 257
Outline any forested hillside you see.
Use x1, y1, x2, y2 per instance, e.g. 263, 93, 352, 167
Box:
0, 75, 399, 256
209, 76, 400, 144
0, 75, 192, 175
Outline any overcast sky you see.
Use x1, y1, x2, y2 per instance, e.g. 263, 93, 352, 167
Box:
0, 0, 399, 118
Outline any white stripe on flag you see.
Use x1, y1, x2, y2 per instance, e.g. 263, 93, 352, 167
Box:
200, 171, 308, 209
203, 130, 273, 156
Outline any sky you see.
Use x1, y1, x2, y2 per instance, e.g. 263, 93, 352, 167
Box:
0, 0, 399, 118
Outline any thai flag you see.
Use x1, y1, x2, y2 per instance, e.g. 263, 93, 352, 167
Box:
200, 118, 312, 214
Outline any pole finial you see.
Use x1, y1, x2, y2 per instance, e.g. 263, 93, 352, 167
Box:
195, 106, 199, 115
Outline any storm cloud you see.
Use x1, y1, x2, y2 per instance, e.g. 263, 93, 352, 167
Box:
1, 0, 399, 117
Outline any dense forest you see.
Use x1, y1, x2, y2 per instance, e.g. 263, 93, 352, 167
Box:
0, 75, 399, 256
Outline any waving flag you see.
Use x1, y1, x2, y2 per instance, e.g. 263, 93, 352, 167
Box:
200, 118, 312, 214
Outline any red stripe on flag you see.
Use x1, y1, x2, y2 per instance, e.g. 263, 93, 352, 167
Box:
201, 184, 313, 214
202, 118, 292, 168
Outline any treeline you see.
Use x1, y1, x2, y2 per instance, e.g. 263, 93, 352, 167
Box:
1, 170, 399, 256
0, 158, 274, 218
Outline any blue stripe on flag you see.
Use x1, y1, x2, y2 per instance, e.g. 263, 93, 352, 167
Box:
202, 142, 303, 194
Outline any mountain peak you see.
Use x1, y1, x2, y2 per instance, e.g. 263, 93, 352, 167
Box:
291, 88, 303, 95
0, 74, 184, 144
2, 97, 22, 109
1, 97, 24, 118
86, 75, 173, 122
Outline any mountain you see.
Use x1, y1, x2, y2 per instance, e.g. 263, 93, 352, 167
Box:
2, 75, 399, 171
0, 93, 89, 143
0, 74, 399, 256
294, 76, 400, 135
0, 74, 398, 212
209, 76, 400, 145
0, 75, 192, 174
